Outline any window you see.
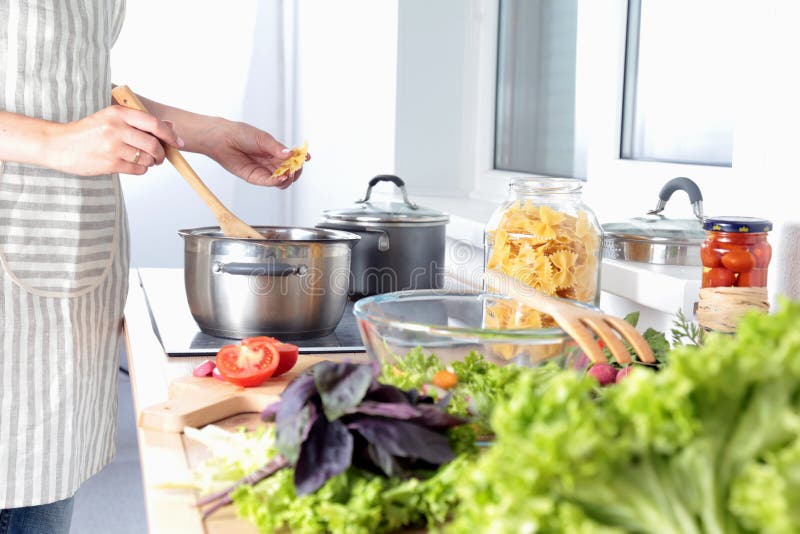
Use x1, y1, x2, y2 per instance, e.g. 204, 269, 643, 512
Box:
494, 0, 584, 178
492, 0, 734, 180
620, 0, 734, 166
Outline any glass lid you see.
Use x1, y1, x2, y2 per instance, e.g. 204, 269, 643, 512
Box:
323, 175, 449, 224
603, 214, 705, 244
602, 177, 706, 266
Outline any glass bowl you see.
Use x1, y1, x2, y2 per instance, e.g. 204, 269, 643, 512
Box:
353, 290, 590, 368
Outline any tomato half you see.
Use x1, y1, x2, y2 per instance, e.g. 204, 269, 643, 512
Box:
215, 342, 279, 387
242, 337, 299, 377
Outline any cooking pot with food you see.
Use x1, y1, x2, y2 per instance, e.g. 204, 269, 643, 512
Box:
180, 226, 360, 339
317, 175, 449, 296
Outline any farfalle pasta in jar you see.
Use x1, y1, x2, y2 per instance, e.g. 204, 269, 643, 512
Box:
483, 177, 602, 359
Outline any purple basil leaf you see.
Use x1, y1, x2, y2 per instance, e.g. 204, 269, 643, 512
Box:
405, 389, 436, 406
367, 442, 402, 477
276, 403, 317, 463
294, 417, 354, 495
261, 401, 280, 422
351, 419, 455, 466
313, 362, 374, 421
411, 404, 465, 429
365, 384, 411, 404
275, 374, 317, 426
347, 401, 421, 420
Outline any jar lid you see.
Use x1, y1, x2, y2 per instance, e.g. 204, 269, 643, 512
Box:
323, 175, 449, 225
702, 216, 773, 233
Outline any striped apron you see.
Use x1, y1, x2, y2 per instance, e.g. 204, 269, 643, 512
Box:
0, 0, 129, 507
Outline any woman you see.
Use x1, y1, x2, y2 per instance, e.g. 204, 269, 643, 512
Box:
0, 2, 304, 532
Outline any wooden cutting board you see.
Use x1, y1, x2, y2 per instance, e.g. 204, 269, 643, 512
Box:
139, 354, 369, 432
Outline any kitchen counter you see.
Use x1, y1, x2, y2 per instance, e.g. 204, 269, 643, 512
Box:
123, 269, 368, 533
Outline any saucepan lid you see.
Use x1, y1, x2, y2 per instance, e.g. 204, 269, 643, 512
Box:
322, 175, 449, 225
602, 177, 705, 266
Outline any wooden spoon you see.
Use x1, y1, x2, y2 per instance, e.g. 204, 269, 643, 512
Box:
111, 85, 265, 240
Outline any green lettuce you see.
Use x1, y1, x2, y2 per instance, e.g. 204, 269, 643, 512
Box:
450, 300, 800, 533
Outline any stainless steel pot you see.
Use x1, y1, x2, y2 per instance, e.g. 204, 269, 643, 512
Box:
179, 226, 360, 339
602, 177, 706, 266
317, 175, 449, 296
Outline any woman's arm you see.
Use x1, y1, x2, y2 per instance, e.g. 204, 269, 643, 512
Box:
138, 95, 305, 189
0, 107, 181, 176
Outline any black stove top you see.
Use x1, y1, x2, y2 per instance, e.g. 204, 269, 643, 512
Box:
138, 268, 365, 357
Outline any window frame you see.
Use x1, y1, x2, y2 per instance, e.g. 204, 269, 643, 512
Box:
460, 0, 737, 208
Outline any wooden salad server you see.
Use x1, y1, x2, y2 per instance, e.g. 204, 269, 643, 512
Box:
112, 85, 265, 239
485, 269, 655, 365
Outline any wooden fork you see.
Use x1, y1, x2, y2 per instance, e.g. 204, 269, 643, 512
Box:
485, 270, 655, 365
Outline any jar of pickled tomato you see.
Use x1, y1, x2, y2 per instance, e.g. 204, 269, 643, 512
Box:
697, 217, 772, 333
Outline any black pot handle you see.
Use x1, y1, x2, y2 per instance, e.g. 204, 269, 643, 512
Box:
649, 177, 704, 220
357, 174, 418, 210
316, 222, 390, 252
214, 262, 308, 277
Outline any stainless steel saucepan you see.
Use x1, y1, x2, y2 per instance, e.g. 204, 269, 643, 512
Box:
180, 226, 360, 339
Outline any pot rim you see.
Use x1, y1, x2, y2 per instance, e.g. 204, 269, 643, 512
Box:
178, 225, 362, 245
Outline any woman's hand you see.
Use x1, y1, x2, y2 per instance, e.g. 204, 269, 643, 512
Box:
47, 105, 184, 176
202, 120, 309, 190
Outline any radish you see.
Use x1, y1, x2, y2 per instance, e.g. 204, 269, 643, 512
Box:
193, 359, 216, 377
588, 363, 618, 386
212, 366, 226, 382
616, 366, 633, 383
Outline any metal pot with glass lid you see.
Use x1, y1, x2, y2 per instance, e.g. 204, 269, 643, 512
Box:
602, 177, 706, 267
317, 175, 450, 296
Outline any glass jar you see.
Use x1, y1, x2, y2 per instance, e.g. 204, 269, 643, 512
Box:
484, 177, 602, 332
697, 216, 772, 333
700, 217, 773, 289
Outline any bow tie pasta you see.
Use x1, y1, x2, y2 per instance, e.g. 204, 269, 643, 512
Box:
484, 202, 601, 360
271, 141, 309, 179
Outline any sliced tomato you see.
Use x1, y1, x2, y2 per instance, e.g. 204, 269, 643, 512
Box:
215, 342, 279, 387
242, 336, 299, 377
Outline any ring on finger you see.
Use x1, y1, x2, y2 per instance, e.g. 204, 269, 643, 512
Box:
132, 149, 141, 164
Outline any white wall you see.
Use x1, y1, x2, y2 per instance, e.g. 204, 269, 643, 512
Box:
112, 1, 291, 267
287, 0, 399, 227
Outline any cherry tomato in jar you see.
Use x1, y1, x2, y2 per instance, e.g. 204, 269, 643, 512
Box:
751, 241, 772, 269
700, 243, 722, 268
736, 269, 767, 288
704, 267, 736, 288
721, 249, 755, 273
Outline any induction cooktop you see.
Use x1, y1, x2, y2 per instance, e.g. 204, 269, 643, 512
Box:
138, 268, 366, 357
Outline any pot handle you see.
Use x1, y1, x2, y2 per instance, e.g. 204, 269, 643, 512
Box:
316, 223, 390, 252
356, 175, 418, 210
648, 177, 704, 220
214, 262, 308, 277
